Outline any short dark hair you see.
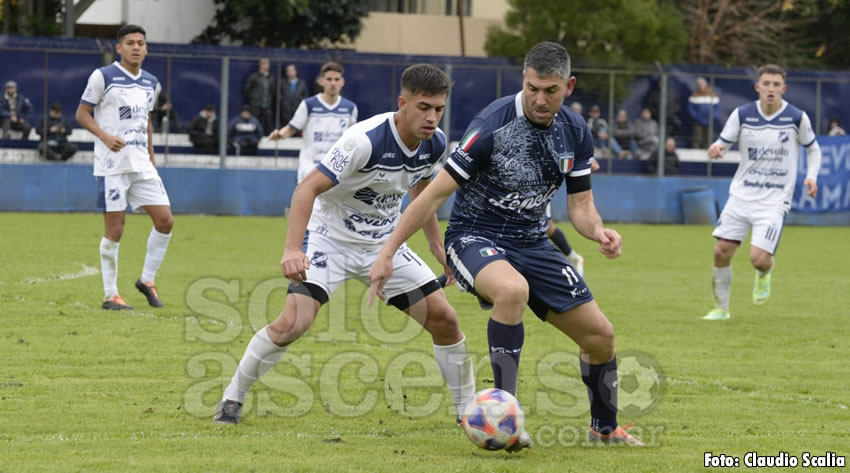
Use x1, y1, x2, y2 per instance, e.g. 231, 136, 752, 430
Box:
50, 101, 62, 112
757, 64, 786, 80
400, 64, 452, 96
320, 61, 344, 77
117, 24, 146, 42
523, 41, 571, 80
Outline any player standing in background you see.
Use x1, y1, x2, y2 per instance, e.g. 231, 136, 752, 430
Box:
703, 64, 821, 320
268, 61, 358, 183
369, 42, 643, 448
76, 24, 173, 310
214, 64, 474, 426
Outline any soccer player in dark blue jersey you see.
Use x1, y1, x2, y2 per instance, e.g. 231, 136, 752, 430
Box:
370, 42, 643, 447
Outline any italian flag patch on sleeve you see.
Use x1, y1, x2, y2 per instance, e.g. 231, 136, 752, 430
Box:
459, 129, 482, 152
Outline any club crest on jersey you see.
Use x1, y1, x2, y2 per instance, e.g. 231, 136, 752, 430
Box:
558, 153, 575, 173
310, 251, 328, 268
778, 131, 789, 143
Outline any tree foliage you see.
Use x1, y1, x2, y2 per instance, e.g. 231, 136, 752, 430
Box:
484, 0, 688, 68
193, 0, 369, 48
1, 0, 64, 36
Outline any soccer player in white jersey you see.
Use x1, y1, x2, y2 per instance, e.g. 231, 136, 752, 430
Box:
268, 61, 358, 183
703, 64, 821, 320
214, 64, 475, 426
75, 24, 173, 310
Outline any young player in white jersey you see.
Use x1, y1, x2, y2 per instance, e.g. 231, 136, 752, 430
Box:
75, 25, 173, 310
214, 64, 475, 426
268, 61, 358, 183
703, 64, 821, 320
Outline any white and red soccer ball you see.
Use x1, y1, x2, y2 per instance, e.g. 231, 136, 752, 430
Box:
461, 388, 525, 450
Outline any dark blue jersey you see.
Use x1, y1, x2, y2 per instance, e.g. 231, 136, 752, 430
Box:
444, 92, 594, 243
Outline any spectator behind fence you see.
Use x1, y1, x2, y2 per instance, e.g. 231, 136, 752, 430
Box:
188, 104, 218, 154
688, 77, 720, 149
612, 109, 637, 158
1, 80, 33, 139
151, 94, 179, 133
586, 104, 608, 148
827, 118, 846, 136
644, 79, 681, 138
570, 101, 583, 118
229, 105, 263, 156
280, 64, 309, 126
244, 57, 275, 134
646, 136, 679, 175
634, 107, 660, 160
36, 102, 77, 161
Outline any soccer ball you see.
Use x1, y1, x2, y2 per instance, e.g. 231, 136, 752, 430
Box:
461, 388, 525, 450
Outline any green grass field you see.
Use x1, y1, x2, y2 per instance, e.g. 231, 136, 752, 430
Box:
1, 212, 848, 472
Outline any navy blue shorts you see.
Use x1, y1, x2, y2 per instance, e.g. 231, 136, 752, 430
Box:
444, 233, 593, 320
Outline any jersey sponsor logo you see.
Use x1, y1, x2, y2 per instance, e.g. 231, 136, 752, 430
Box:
745, 117, 759, 122
113, 76, 126, 81
381, 152, 396, 161
343, 138, 356, 151
746, 168, 788, 177
342, 218, 396, 240
778, 116, 792, 121
313, 130, 343, 142
353, 187, 379, 205
349, 213, 396, 227
329, 147, 350, 172
118, 104, 149, 120
487, 184, 559, 212
141, 79, 152, 84
454, 147, 474, 164
747, 146, 788, 161
312, 107, 324, 112
373, 172, 390, 183
310, 251, 328, 268
743, 179, 786, 190
419, 153, 430, 161
353, 187, 404, 210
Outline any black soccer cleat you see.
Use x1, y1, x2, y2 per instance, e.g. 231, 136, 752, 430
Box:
135, 279, 164, 307
213, 399, 243, 425
102, 295, 133, 310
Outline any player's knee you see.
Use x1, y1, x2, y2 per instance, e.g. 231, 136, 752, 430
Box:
426, 302, 461, 340
583, 321, 615, 360
750, 252, 771, 270
713, 242, 734, 262
491, 278, 529, 308
155, 215, 174, 234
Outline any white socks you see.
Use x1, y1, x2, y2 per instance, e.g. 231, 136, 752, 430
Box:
100, 237, 120, 299
712, 265, 732, 310
141, 227, 171, 283
223, 326, 288, 404
433, 336, 476, 419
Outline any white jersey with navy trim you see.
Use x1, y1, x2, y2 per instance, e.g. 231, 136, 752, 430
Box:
289, 94, 358, 182
309, 112, 447, 248
717, 100, 820, 209
80, 62, 161, 176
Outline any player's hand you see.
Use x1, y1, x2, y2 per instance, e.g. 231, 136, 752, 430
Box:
368, 253, 394, 307
268, 128, 285, 140
280, 248, 310, 284
707, 143, 726, 159
591, 159, 600, 172
803, 178, 818, 198
101, 134, 126, 152
429, 242, 456, 287
595, 227, 622, 259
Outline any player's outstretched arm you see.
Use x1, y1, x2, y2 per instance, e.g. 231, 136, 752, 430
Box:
269, 125, 297, 141
567, 190, 622, 259
281, 170, 334, 283
409, 178, 455, 286
707, 142, 726, 159
76, 103, 125, 152
368, 169, 459, 304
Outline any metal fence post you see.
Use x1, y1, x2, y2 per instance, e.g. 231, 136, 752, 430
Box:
219, 56, 229, 168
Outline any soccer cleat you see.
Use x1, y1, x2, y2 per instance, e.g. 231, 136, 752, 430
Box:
753, 272, 771, 305
567, 252, 585, 277
102, 295, 132, 310
505, 429, 533, 453
135, 279, 164, 307
213, 399, 243, 425
702, 307, 730, 320
588, 423, 645, 446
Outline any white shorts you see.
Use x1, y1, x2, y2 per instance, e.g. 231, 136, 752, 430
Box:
712, 197, 787, 254
300, 232, 438, 301
96, 170, 171, 212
